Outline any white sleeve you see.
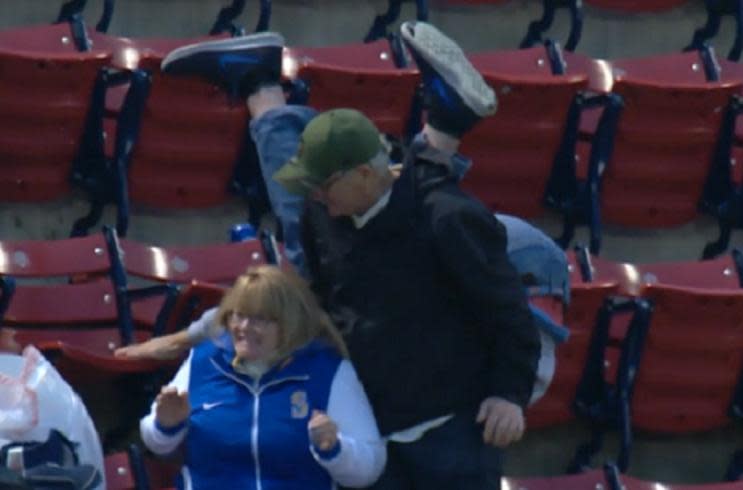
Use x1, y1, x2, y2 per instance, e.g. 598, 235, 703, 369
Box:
140, 350, 193, 455
310, 360, 386, 488
186, 307, 219, 343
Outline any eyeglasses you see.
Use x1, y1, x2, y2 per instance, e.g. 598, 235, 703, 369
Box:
227, 312, 278, 331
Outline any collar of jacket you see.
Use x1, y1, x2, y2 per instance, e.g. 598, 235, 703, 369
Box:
355, 157, 458, 238
210, 338, 335, 386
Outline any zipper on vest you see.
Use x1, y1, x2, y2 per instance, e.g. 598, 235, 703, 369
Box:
210, 358, 310, 490
252, 395, 262, 490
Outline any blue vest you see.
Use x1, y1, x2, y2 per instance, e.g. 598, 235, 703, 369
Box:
182, 338, 342, 490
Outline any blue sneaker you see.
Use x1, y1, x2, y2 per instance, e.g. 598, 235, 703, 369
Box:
400, 21, 496, 137
161, 32, 285, 98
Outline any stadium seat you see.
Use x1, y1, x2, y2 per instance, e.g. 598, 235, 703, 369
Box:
105, 452, 137, 490
573, 245, 743, 295
600, 462, 743, 490
585, 0, 688, 12
105, 443, 170, 490
118, 235, 274, 285
0, 230, 189, 452
47, 20, 245, 236
570, 282, 743, 474
0, 20, 114, 235
0, 231, 177, 361
614, 468, 743, 489
115, 234, 276, 328
569, 49, 743, 254
526, 280, 618, 428
458, 45, 587, 223
103, 35, 251, 235
284, 38, 420, 139
502, 468, 611, 490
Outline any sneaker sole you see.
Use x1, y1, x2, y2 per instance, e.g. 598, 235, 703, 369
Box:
400, 21, 496, 117
161, 32, 285, 72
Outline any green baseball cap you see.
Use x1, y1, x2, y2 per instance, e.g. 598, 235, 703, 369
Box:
274, 108, 385, 196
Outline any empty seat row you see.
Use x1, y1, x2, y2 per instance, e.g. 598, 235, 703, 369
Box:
4, 4, 743, 255
104, 448, 743, 489
0, 228, 277, 367
540, 246, 743, 480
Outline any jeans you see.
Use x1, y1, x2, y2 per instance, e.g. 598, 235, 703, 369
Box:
364, 411, 503, 490
249, 105, 318, 276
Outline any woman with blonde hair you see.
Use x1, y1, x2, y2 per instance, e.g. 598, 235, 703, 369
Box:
140, 265, 385, 490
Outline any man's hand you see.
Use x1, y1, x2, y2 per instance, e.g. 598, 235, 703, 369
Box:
476, 397, 525, 447
114, 330, 192, 361
155, 386, 190, 428
308, 410, 339, 452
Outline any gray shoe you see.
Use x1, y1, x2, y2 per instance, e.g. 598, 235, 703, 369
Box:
400, 21, 496, 136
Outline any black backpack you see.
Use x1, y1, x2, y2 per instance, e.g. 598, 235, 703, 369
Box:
0, 429, 101, 490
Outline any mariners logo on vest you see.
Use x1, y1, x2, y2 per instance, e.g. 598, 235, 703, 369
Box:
291, 390, 309, 418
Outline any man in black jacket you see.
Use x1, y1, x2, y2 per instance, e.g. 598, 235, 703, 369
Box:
117, 21, 540, 490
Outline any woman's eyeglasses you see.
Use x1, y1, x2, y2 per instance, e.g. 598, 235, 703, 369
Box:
227, 312, 277, 331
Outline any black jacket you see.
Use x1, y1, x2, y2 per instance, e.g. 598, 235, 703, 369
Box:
301, 158, 540, 435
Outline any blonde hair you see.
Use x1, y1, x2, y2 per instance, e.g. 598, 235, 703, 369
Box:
214, 265, 348, 359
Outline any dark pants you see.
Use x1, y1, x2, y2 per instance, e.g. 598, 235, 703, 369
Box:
362, 411, 502, 490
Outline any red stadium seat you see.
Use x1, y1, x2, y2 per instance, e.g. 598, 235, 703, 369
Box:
502, 468, 611, 490
526, 281, 618, 428
69, 30, 251, 235
570, 279, 743, 472
118, 236, 272, 284
618, 473, 743, 489
115, 237, 272, 328
560, 49, 743, 254
585, 0, 688, 12
0, 231, 185, 452
285, 39, 419, 138
574, 246, 743, 296
104, 451, 137, 490
458, 46, 587, 218
116, 36, 249, 211
630, 284, 743, 434
143, 452, 181, 490
0, 22, 111, 202
600, 58, 741, 228
0, 232, 176, 364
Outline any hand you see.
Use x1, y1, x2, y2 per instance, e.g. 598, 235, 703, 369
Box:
114, 331, 192, 361
155, 386, 190, 428
476, 397, 525, 448
308, 410, 339, 452
0, 329, 21, 354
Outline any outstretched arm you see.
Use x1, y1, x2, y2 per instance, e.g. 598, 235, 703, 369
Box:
114, 308, 218, 361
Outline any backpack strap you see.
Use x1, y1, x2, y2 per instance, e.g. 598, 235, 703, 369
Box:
1, 430, 79, 472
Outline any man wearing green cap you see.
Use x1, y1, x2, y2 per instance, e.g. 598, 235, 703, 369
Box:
118, 21, 540, 490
